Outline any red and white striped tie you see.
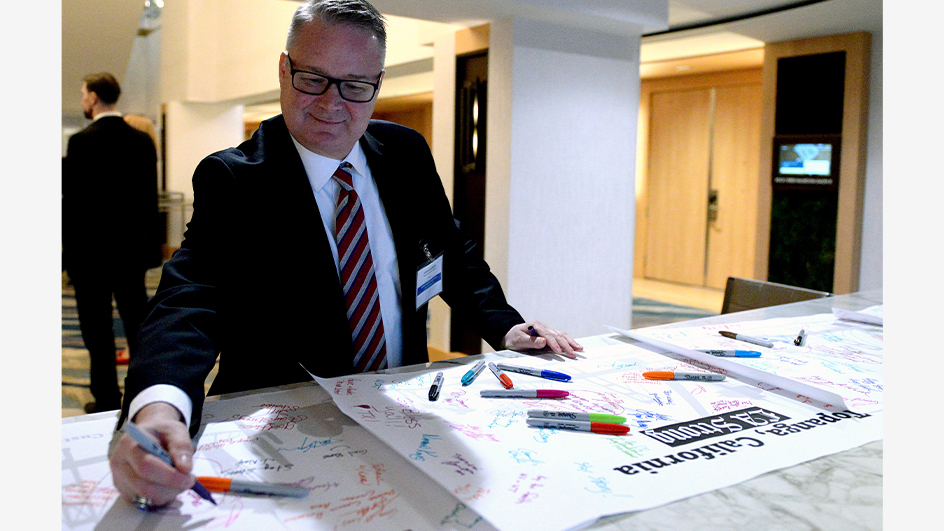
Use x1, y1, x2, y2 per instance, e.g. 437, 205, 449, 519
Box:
332, 162, 387, 372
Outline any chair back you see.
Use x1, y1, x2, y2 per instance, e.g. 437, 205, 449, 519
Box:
721, 277, 831, 314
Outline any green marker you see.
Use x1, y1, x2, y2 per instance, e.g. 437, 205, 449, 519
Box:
527, 410, 627, 424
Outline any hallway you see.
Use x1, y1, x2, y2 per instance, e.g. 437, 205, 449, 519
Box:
632, 277, 723, 312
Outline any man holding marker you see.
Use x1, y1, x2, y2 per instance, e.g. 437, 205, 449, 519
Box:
109, 0, 582, 510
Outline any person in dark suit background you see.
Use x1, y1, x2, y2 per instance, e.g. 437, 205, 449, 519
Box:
108, 0, 581, 510
63, 72, 161, 414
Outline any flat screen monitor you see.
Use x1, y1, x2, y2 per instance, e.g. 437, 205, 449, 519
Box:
772, 135, 840, 189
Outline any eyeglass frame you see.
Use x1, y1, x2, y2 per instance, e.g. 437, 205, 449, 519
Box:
285, 53, 383, 103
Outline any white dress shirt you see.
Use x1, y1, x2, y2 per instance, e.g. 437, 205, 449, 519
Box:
291, 137, 403, 368
92, 110, 122, 121
128, 137, 405, 428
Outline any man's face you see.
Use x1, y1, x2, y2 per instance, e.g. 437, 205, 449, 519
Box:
279, 20, 384, 160
80, 83, 95, 119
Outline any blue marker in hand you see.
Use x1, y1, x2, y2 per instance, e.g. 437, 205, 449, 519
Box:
124, 421, 216, 506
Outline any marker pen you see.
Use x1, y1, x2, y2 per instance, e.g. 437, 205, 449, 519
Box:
480, 389, 569, 399
527, 410, 627, 424
643, 371, 726, 382
124, 422, 216, 505
487, 362, 514, 389
461, 361, 487, 386
526, 418, 629, 435
719, 330, 774, 348
428, 372, 443, 401
197, 477, 309, 498
794, 329, 808, 346
697, 349, 761, 358
496, 363, 571, 382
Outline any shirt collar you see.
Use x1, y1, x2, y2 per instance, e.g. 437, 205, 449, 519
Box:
290, 136, 368, 191
92, 111, 122, 122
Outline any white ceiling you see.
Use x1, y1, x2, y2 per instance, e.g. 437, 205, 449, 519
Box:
61, 0, 882, 124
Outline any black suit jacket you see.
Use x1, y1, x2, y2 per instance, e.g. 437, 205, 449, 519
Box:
62, 115, 162, 274
122, 116, 524, 434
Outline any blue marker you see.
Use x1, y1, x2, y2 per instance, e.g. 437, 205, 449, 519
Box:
124, 422, 216, 506
697, 349, 762, 358
461, 361, 487, 386
496, 363, 571, 382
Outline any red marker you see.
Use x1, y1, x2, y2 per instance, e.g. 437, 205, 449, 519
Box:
526, 418, 630, 435
488, 362, 514, 389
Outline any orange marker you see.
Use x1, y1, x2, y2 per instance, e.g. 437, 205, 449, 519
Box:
196, 476, 309, 498
643, 371, 725, 382
487, 362, 514, 389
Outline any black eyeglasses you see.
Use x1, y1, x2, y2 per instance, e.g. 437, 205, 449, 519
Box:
286, 53, 381, 103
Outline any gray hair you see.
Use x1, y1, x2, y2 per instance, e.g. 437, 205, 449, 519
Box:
286, 0, 387, 59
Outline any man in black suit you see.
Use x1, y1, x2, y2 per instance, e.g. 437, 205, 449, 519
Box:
63, 72, 161, 414
109, 0, 581, 509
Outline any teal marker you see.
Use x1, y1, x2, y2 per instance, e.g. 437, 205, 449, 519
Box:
527, 410, 627, 424
461, 361, 486, 386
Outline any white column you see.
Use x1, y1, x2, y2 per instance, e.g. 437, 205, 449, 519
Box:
163, 101, 244, 246
486, 19, 641, 340
426, 30, 459, 352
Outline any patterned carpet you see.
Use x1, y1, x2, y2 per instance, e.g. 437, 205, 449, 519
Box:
61, 269, 714, 418
630, 297, 717, 329
61, 266, 221, 418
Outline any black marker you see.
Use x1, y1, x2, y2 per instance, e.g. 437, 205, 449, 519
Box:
527, 325, 539, 337
794, 329, 808, 346
428, 372, 443, 401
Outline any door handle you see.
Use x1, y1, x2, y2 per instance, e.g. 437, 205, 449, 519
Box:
707, 189, 719, 223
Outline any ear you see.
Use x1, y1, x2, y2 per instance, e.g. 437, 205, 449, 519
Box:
278, 52, 291, 89
279, 52, 291, 77
376, 70, 385, 91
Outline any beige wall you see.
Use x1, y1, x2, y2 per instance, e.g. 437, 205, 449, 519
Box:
160, 0, 297, 104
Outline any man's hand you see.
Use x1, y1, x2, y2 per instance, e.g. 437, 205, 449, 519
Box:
502, 321, 583, 359
110, 402, 196, 508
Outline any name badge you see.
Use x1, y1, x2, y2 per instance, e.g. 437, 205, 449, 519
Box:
416, 252, 444, 309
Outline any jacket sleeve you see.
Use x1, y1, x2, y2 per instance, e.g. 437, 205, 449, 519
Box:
120, 154, 235, 436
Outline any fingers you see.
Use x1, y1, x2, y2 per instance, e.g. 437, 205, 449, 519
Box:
506, 322, 583, 358
535, 324, 582, 359
110, 405, 196, 508
553, 331, 584, 358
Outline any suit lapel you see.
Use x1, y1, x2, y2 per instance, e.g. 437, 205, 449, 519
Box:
266, 120, 337, 276
261, 118, 354, 376
361, 130, 420, 354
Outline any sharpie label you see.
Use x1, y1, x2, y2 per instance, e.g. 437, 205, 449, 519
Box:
540, 411, 578, 420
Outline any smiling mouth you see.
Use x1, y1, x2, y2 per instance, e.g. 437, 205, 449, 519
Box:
311, 114, 345, 125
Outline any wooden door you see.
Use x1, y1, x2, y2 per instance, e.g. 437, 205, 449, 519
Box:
642, 73, 762, 289
645, 88, 711, 286
705, 83, 762, 289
